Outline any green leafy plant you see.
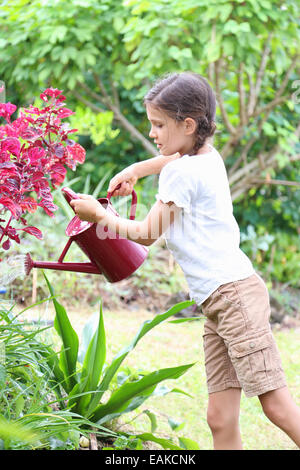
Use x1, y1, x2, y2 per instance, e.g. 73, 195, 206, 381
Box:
43, 273, 197, 449
0, 298, 115, 450
68, 106, 120, 146
240, 224, 275, 261
0, 415, 41, 448
240, 226, 300, 288
266, 231, 300, 288
102, 434, 144, 450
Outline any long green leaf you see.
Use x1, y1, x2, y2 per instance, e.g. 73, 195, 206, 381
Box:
168, 417, 185, 432
153, 384, 194, 399
72, 301, 106, 415
0, 416, 40, 444
68, 379, 92, 414
17, 410, 116, 442
168, 317, 202, 324
143, 410, 158, 433
78, 312, 98, 364
178, 436, 201, 450
54, 176, 82, 219
88, 300, 194, 413
43, 273, 79, 392
92, 362, 195, 424
82, 300, 106, 391
14, 295, 56, 320
92, 167, 115, 198
40, 345, 65, 386
83, 173, 91, 194
120, 432, 182, 451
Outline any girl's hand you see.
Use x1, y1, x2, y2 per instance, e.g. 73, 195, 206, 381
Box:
70, 194, 106, 223
107, 166, 138, 197
107, 153, 181, 197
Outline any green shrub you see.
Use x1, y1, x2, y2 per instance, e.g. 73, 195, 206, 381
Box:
241, 225, 300, 288
43, 273, 198, 449
0, 299, 112, 449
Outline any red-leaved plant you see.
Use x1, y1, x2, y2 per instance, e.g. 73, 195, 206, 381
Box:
0, 87, 85, 254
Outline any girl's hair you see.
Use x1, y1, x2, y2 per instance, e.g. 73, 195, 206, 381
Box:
144, 72, 216, 154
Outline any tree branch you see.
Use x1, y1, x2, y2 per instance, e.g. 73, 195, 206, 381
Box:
250, 177, 300, 187
252, 95, 290, 118
232, 171, 300, 200
228, 106, 274, 177
290, 153, 300, 163
251, 54, 299, 118
250, 33, 273, 109
231, 182, 253, 202
247, 71, 256, 118
92, 73, 112, 107
77, 81, 107, 107
276, 54, 299, 99
257, 152, 267, 171
264, 123, 300, 167
228, 137, 257, 177
230, 147, 300, 200
247, 33, 273, 117
73, 89, 106, 113
220, 128, 244, 160
228, 156, 258, 186
109, 78, 120, 108
293, 122, 300, 139
223, 54, 298, 160
214, 60, 237, 136
208, 63, 214, 85
238, 63, 247, 126
93, 73, 157, 156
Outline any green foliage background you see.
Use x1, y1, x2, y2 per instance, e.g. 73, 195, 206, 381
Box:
0, 1, 299, 451
0, 0, 299, 287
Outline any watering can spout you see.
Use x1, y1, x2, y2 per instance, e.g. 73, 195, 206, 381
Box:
25, 253, 101, 277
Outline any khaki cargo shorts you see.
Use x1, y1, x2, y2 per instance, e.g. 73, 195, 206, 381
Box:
201, 273, 287, 397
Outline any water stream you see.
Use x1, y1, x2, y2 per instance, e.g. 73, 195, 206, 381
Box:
0, 254, 27, 287
0, 254, 53, 327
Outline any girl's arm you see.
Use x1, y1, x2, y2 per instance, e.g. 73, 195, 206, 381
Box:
70, 195, 180, 246
107, 152, 180, 197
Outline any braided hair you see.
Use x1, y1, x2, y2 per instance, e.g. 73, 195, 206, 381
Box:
144, 72, 216, 155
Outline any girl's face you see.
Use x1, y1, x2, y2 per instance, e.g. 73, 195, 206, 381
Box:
146, 104, 195, 156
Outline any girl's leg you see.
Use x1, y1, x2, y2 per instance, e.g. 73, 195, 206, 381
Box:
207, 388, 243, 450
259, 386, 300, 447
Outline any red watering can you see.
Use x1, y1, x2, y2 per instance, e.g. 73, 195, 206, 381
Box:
25, 187, 148, 283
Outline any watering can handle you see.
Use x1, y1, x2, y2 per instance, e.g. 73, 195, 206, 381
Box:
62, 186, 138, 221
107, 184, 137, 221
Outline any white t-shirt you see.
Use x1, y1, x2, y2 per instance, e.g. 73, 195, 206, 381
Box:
155, 146, 255, 305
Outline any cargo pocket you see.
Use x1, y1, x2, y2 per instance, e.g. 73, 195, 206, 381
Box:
216, 283, 242, 308
202, 284, 241, 320
228, 332, 275, 389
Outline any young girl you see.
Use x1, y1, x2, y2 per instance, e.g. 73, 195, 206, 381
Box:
70, 72, 300, 450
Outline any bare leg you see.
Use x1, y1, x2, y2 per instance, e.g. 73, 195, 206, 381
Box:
207, 388, 243, 450
259, 386, 300, 448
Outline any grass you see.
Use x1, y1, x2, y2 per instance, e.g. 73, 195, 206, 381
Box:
21, 301, 300, 451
